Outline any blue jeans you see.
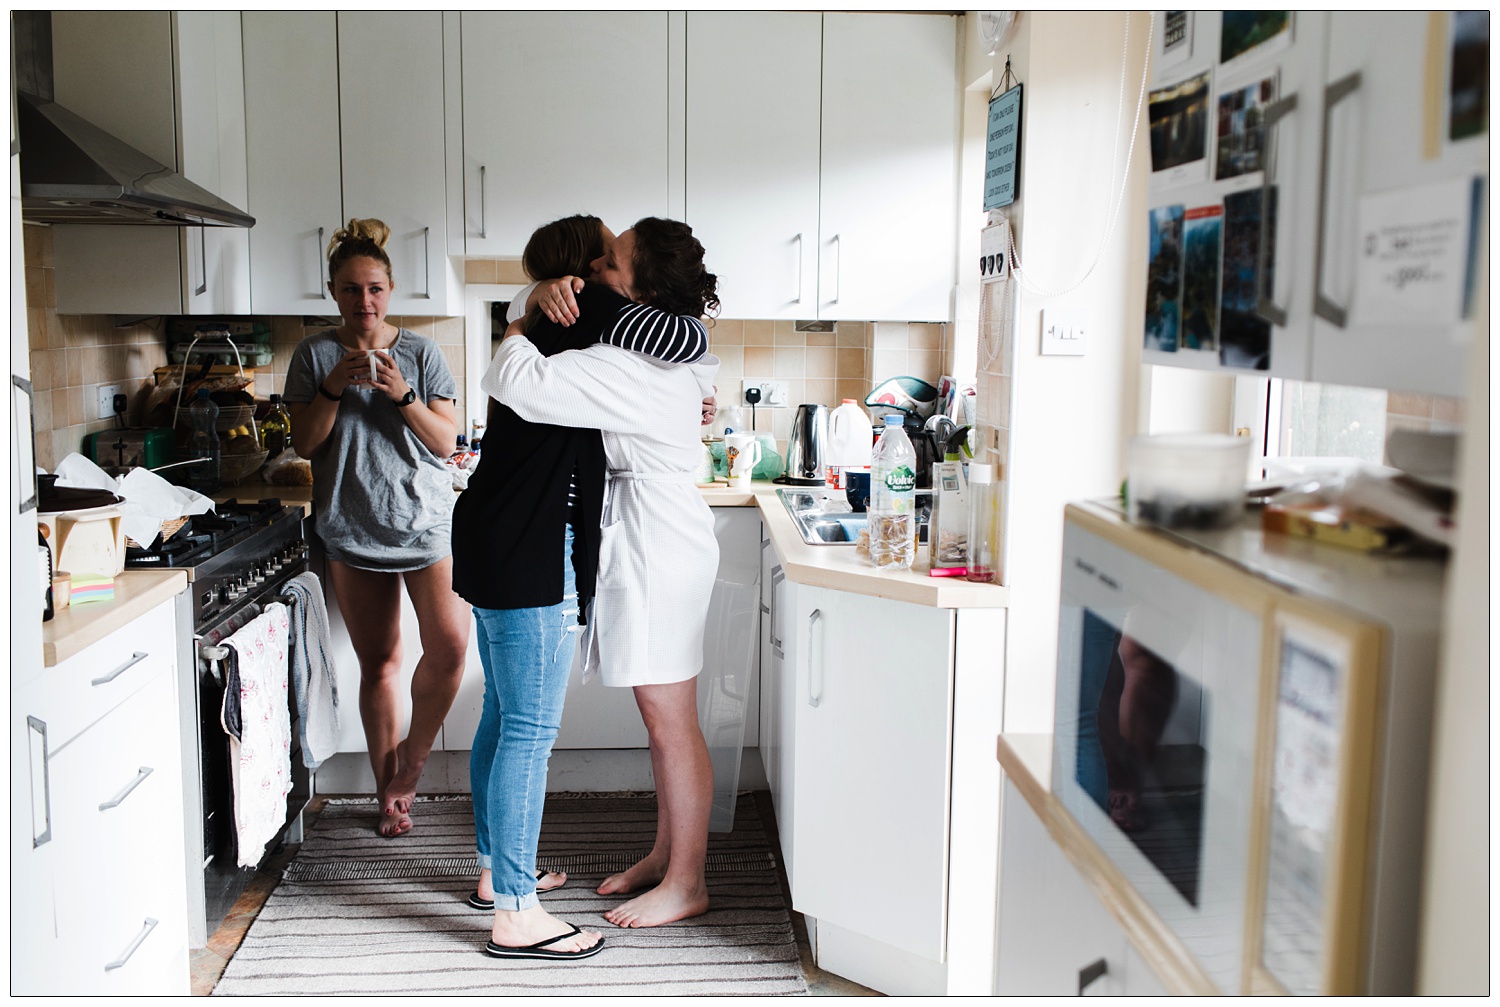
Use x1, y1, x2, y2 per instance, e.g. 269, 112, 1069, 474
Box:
469, 529, 579, 911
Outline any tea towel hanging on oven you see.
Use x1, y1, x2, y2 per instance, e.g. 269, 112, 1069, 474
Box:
283, 571, 339, 769
220, 602, 293, 868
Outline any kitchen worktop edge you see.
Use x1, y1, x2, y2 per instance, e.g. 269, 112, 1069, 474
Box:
41, 569, 189, 667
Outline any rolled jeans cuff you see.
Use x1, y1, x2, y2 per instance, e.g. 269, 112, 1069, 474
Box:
491, 891, 540, 913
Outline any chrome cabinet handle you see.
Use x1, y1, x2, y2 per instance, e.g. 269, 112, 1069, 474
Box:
318, 227, 327, 298
1078, 957, 1108, 995
1315, 72, 1362, 328
829, 234, 841, 305
1255, 93, 1297, 327
807, 608, 824, 707
420, 226, 432, 299
104, 918, 159, 971
769, 567, 786, 650
92, 651, 148, 687
195, 228, 208, 297
99, 767, 154, 811
793, 233, 804, 304
479, 165, 487, 239
27, 716, 51, 847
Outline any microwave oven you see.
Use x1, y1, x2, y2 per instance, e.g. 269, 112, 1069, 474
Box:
1052, 501, 1446, 995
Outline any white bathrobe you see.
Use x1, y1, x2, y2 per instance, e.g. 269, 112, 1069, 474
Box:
483, 337, 720, 688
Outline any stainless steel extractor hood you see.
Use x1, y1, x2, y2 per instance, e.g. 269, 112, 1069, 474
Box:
12, 10, 254, 228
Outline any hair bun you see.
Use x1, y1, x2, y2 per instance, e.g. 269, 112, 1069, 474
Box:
330, 217, 391, 255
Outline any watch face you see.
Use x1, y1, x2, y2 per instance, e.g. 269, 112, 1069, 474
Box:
399, 389, 416, 406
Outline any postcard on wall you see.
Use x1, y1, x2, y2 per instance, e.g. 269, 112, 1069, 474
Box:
1149, 70, 1212, 187
1350, 176, 1474, 328
1180, 204, 1223, 351
1159, 11, 1194, 70
1145, 205, 1184, 352
1216, 74, 1278, 181
1448, 10, 1489, 143
1219, 188, 1276, 370
1219, 11, 1292, 76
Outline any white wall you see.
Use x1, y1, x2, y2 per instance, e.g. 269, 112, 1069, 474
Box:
995, 11, 1149, 731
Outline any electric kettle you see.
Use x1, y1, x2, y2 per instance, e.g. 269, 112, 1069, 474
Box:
778, 403, 828, 486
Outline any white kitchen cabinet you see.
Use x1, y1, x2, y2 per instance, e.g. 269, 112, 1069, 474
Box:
685, 12, 822, 320
51, 11, 251, 316
460, 12, 680, 257
818, 13, 960, 322
789, 583, 954, 963
242, 13, 344, 316
994, 778, 1168, 996
12, 597, 190, 996
337, 12, 461, 316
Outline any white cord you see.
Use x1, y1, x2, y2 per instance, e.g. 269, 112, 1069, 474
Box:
1007, 11, 1154, 299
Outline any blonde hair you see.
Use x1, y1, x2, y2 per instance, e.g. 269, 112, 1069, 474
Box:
327, 218, 394, 287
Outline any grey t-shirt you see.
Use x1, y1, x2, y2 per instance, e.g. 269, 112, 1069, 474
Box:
283, 329, 458, 572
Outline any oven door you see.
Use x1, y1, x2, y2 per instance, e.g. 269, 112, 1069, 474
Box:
1052, 513, 1266, 994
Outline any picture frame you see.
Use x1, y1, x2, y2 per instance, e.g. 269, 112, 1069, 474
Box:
984, 83, 1023, 210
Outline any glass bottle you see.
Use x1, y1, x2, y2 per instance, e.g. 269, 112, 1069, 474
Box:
260, 394, 292, 459
965, 462, 998, 583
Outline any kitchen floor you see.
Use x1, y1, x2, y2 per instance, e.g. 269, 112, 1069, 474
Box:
189, 791, 879, 997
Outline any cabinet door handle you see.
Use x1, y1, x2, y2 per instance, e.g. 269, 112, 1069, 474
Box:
479, 165, 488, 239
769, 567, 786, 649
193, 227, 208, 297
99, 766, 154, 811
1314, 72, 1362, 328
92, 651, 148, 687
1077, 957, 1108, 995
317, 227, 327, 299
104, 917, 159, 971
1255, 92, 1297, 327
807, 608, 824, 707
829, 234, 841, 306
27, 716, 51, 847
793, 232, 804, 304
420, 226, 433, 299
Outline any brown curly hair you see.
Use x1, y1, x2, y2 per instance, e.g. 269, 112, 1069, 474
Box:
628, 217, 720, 320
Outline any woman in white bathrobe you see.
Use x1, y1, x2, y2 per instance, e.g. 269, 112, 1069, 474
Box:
484, 217, 722, 929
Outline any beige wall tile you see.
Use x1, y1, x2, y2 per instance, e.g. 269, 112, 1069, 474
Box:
1386, 392, 1433, 418
1383, 412, 1433, 440
712, 345, 744, 382
65, 348, 85, 387
436, 317, 465, 346
773, 321, 805, 345
710, 319, 743, 345
836, 347, 866, 380
836, 321, 869, 347
29, 349, 52, 389
744, 345, 775, 375
773, 346, 806, 375
806, 346, 838, 378
464, 259, 499, 285
744, 321, 775, 346
23, 222, 51, 267
873, 321, 910, 350
871, 349, 908, 381
25, 267, 47, 311
805, 378, 837, 407
909, 349, 942, 383
43, 268, 55, 310
33, 388, 54, 437
493, 259, 529, 285
909, 322, 943, 350
805, 331, 836, 347
1432, 395, 1465, 424
62, 388, 84, 426
784, 378, 807, 407
837, 379, 867, 406
82, 347, 104, 386
27, 308, 46, 352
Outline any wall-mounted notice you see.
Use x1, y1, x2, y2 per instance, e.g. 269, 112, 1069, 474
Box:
1149, 70, 1212, 187
984, 84, 1023, 210
1351, 176, 1475, 327
1159, 11, 1194, 70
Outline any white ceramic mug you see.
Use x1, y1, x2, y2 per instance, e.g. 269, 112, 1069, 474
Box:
724, 432, 762, 489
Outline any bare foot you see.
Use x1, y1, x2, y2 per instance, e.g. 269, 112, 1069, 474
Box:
491, 905, 601, 954
596, 853, 667, 896
384, 740, 426, 817
476, 867, 568, 900
377, 800, 412, 838
603, 880, 709, 928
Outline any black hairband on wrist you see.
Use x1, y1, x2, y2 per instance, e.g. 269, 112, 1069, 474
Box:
318, 382, 342, 401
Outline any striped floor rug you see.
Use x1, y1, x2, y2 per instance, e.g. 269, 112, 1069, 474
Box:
211, 793, 809, 996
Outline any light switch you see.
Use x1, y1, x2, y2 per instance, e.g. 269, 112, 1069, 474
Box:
1040, 309, 1087, 356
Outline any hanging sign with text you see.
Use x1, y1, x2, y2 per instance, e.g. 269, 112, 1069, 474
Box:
984, 84, 1023, 210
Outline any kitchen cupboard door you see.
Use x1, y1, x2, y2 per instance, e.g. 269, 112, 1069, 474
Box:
790, 585, 954, 962
1309, 11, 1487, 397
461, 12, 677, 257
818, 13, 960, 322
685, 12, 821, 320
243, 13, 344, 316
10, 679, 60, 994
337, 12, 459, 316
768, 561, 799, 884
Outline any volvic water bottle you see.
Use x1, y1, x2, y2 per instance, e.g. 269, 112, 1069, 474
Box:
185, 388, 222, 494
869, 414, 917, 571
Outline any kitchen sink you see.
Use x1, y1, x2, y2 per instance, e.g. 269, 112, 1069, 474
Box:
777, 486, 930, 547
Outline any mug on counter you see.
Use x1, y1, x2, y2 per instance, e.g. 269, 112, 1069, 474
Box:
845, 468, 872, 512
724, 432, 763, 489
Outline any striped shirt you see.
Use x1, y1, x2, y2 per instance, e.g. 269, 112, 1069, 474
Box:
601, 302, 709, 364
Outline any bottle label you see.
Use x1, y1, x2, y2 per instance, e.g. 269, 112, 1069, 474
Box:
884, 465, 916, 493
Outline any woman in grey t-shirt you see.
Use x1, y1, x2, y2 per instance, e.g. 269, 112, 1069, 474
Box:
284, 218, 466, 838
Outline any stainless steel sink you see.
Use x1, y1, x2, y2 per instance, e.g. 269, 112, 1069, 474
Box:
777, 488, 866, 546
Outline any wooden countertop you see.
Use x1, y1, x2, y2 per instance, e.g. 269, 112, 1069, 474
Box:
997, 733, 1219, 995
42, 569, 188, 667
213, 484, 313, 517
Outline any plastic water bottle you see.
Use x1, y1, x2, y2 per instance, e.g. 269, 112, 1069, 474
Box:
185, 388, 221, 494
869, 414, 917, 571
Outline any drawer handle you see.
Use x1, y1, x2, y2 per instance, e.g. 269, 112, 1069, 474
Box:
1077, 957, 1108, 995
104, 917, 159, 971
27, 716, 51, 847
195, 228, 208, 297
793, 232, 804, 304
807, 608, 824, 707
317, 227, 328, 299
92, 651, 148, 686
479, 165, 488, 239
99, 767, 154, 811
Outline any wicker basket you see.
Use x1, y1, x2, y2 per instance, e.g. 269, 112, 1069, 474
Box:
220, 450, 269, 485
212, 404, 256, 432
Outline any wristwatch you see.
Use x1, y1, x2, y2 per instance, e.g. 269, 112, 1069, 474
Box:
395, 389, 417, 408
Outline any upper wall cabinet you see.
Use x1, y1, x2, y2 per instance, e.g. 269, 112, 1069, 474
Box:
685, 12, 822, 321
460, 12, 680, 257
337, 13, 462, 316
818, 14, 960, 322
242, 13, 343, 317
51, 11, 251, 316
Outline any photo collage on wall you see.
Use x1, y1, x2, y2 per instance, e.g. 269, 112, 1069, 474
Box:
1145, 11, 1291, 370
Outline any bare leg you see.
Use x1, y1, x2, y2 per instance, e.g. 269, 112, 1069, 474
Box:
326, 560, 409, 837
603, 679, 712, 928
595, 734, 673, 896
382, 558, 470, 823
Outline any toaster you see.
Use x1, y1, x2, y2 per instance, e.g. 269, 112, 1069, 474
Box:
83, 427, 176, 475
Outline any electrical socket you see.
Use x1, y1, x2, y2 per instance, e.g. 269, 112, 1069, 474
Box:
742, 379, 789, 408
96, 384, 121, 419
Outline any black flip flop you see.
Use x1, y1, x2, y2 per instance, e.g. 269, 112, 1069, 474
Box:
468, 870, 564, 910
484, 924, 604, 961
